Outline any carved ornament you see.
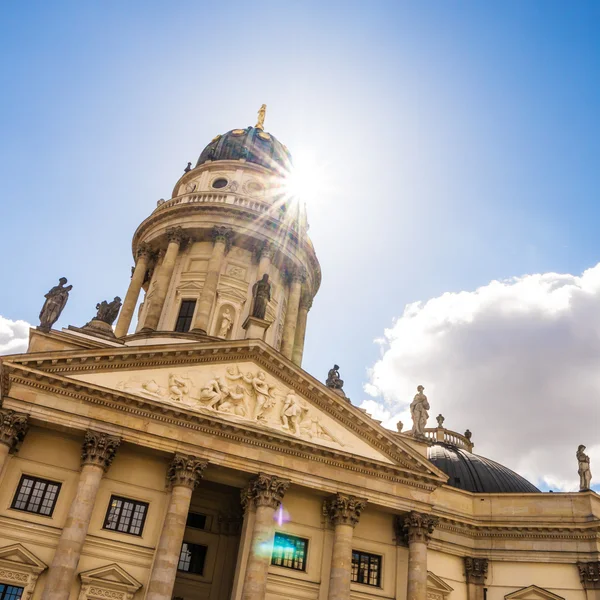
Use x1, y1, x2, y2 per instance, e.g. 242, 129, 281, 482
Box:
0, 409, 28, 453
81, 430, 121, 471
136, 242, 152, 260
323, 493, 367, 528
212, 226, 233, 253
299, 292, 313, 311
403, 511, 438, 544
578, 562, 600, 589
167, 454, 208, 490
166, 226, 186, 245
464, 557, 488, 583
241, 473, 289, 510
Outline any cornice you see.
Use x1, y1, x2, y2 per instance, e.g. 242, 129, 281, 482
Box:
3, 362, 441, 493
1, 340, 446, 485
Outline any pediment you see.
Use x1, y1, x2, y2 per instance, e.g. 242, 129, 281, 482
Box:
0, 543, 47, 576
505, 586, 564, 600
2, 340, 447, 483
427, 571, 454, 594
80, 563, 142, 591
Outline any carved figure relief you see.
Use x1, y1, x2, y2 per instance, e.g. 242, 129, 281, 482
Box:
225, 264, 247, 280
114, 364, 345, 448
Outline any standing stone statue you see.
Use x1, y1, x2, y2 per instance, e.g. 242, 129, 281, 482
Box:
184, 162, 192, 173
410, 385, 430, 438
39, 277, 73, 331
95, 297, 122, 325
251, 274, 271, 320
326, 365, 344, 390
218, 308, 233, 338
577, 445, 592, 491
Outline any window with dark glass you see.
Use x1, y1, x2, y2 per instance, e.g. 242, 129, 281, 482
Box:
0, 584, 24, 600
174, 300, 196, 332
103, 496, 148, 536
271, 533, 308, 571
11, 475, 61, 516
351, 550, 381, 587
212, 178, 228, 189
186, 512, 207, 530
177, 542, 207, 575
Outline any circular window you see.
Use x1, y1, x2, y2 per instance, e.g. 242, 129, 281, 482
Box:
247, 181, 263, 195
212, 178, 228, 189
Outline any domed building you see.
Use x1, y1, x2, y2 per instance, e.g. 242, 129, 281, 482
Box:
0, 108, 598, 600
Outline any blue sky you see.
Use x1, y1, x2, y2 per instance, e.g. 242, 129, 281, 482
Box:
1, 1, 599, 489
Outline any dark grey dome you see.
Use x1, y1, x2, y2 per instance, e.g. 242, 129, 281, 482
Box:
196, 126, 292, 172
428, 443, 540, 493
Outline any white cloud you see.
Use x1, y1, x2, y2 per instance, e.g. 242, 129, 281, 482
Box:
0, 316, 30, 355
364, 264, 600, 492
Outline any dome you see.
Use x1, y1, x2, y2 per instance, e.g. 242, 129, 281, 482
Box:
196, 126, 292, 172
428, 443, 540, 493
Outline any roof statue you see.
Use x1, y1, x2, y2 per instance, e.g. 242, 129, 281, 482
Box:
95, 297, 122, 325
326, 364, 344, 392
184, 161, 192, 173
410, 385, 429, 439
436, 413, 445, 427
255, 104, 267, 130
39, 277, 72, 332
577, 444, 592, 491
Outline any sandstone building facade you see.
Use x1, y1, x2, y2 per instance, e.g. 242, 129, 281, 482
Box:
0, 112, 599, 600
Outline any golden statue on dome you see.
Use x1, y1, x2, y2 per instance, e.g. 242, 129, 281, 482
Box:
255, 104, 267, 130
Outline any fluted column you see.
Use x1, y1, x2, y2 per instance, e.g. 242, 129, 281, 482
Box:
324, 494, 367, 600
146, 455, 208, 600
280, 268, 305, 360
403, 512, 438, 600
465, 557, 488, 600
291, 290, 312, 366
115, 242, 152, 337
141, 227, 186, 331
41, 431, 120, 600
241, 473, 290, 600
192, 226, 232, 334
0, 409, 28, 477
578, 562, 600, 600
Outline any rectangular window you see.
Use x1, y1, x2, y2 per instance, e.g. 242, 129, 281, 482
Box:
103, 495, 148, 536
11, 475, 61, 516
174, 300, 196, 333
177, 542, 207, 575
186, 512, 207, 530
271, 532, 308, 571
351, 550, 381, 587
0, 584, 24, 600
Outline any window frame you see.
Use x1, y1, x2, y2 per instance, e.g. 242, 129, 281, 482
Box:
177, 541, 208, 576
351, 549, 382, 588
270, 532, 309, 572
174, 299, 197, 333
10, 474, 62, 517
0, 583, 24, 600
102, 495, 149, 537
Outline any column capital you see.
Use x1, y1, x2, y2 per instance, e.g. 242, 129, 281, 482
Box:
81, 430, 121, 471
283, 265, 307, 285
465, 557, 489, 584
135, 242, 153, 260
166, 226, 186, 244
0, 409, 28, 453
578, 562, 600, 590
167, 454, 208, 490
212, 226, 233, 253
241, 473, 290, 511
299, 291, 313, 311
324, 493, 367, 528
253, 240, 275, 263
402, 511, 438, 545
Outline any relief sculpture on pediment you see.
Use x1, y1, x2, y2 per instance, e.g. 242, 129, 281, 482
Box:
115, 364, 344, 447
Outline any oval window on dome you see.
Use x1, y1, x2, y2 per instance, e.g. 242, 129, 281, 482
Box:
212, 178, 228, 189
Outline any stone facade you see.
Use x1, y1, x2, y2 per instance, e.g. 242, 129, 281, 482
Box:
0, 115, 598, 600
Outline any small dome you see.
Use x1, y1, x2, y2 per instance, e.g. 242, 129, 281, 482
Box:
196, 127, 292, 172
428, 443, 540, 493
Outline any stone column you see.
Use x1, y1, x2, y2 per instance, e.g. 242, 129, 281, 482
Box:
0, 409, 28, 478
323, 494, 367, 600
115, 242, 152, 337
241, 473, 290, 600
41, 431, 120, 600
291, 290, 312, 366
141, 227, 186, 331
465, 557, 488, 600
256, 241, 274, 278
280, 268, 305, 360
146, 455, 208, 600
402, 512, 438, 600
578, 562, 600, 600
192, 226, 232, 334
